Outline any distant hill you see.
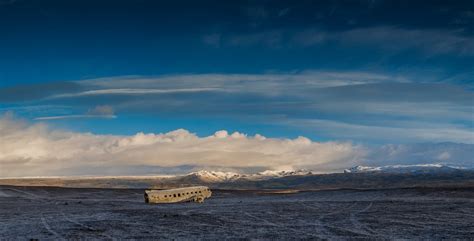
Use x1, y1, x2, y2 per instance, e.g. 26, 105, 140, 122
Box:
1, 166, 473, 190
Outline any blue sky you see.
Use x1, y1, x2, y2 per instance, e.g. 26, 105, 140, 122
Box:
0, 0, 473, 142
0, 0, 473, 176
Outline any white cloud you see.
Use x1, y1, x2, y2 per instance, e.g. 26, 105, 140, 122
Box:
0, 115, 364, 177
2, 115, 472, 177
213, 130, 229, 138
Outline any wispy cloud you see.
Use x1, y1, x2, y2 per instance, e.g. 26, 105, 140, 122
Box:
34, 115, 116, 120
0, 81, 81, 102
0, 72, 472, 143
202, 34, 222, 47
284, 118, 474, 144
0, 0, 18, 6
79, 71, 404, 91
34, 105, 116, 120
49, 88, 218, 99
205, 26, 474, 56
334, 27, 474, 56
228, 31, 284, 48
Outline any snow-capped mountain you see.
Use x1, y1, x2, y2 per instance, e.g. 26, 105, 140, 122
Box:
186, 170, 243, 182
182, 169, 314, 183
344, 164, 465, 174
252, 169, 313, 179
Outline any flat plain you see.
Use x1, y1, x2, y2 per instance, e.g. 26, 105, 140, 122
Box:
0, 185, 473, 240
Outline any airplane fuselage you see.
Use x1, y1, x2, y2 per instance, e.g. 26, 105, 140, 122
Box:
144, 186, 212, 204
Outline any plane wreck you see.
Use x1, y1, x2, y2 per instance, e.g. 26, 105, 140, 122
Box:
144, 186, 212, 204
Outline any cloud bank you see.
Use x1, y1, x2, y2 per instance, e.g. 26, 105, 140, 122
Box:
1, 115, 472, 177
0, 115, 363, 177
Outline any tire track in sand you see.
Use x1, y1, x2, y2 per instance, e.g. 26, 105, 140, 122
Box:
349, 202, 380, 237
41, 213, 65, 240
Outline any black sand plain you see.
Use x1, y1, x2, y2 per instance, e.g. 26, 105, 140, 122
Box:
1, 185, 473, 240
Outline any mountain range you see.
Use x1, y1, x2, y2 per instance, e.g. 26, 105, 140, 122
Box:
0, 164, 472, 190
183, 169, 314, 182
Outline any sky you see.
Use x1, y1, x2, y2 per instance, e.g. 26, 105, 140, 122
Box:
0, 0, 473, 177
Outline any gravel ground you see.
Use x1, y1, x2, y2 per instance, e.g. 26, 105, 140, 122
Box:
0, 186, 473, 240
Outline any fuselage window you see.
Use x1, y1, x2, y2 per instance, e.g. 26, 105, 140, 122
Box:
199, 191, 202, 193
178, 193, 181, 197
187, 192, 189, 195
173, 194, 176, 197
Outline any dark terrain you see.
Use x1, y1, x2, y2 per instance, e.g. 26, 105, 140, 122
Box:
1, 170, 473, 190
1, 185, 473, 239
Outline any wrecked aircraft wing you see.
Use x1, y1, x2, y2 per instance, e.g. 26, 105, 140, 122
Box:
144, 186, 212, 204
